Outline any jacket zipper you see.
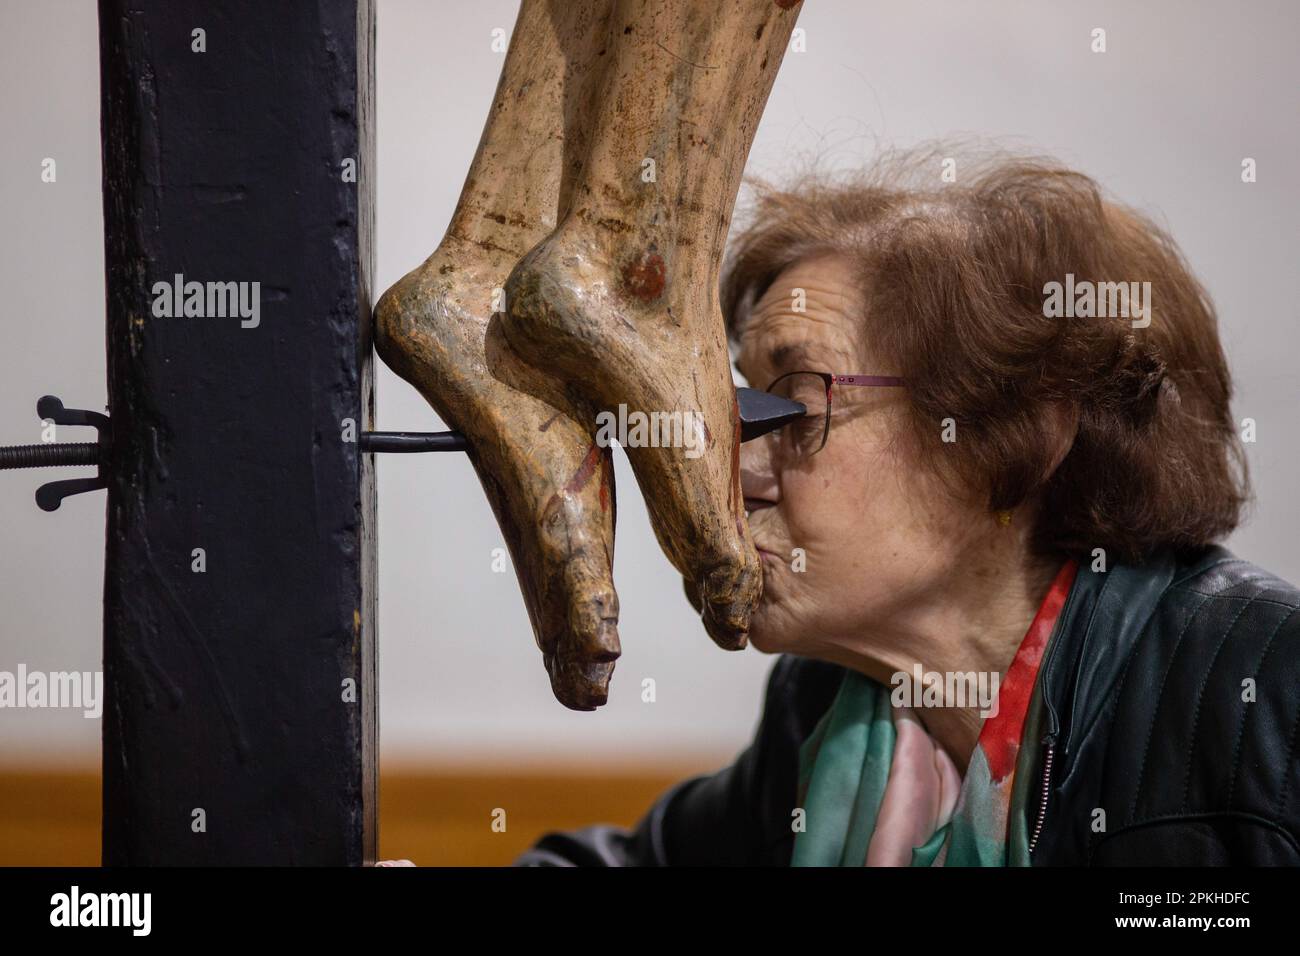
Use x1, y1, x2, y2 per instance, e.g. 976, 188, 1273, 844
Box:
1027, 736, 1055, 856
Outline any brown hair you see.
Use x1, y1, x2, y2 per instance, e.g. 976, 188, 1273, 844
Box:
721, 147, 1249, 563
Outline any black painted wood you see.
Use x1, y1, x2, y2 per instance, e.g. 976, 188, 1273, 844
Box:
98, 0, 377, 865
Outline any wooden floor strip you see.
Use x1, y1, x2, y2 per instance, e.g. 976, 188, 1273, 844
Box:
0, 764, 714, 866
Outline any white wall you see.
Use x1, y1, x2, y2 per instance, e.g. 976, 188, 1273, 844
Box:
1, 0, 1296, 769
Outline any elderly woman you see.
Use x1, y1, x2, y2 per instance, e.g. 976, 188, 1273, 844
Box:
510, 152, 1300, 867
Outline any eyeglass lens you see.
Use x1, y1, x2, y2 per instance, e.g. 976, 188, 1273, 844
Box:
767, 372, 830, 458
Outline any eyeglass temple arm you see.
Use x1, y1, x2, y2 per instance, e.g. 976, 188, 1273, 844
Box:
831, 374, 907, 387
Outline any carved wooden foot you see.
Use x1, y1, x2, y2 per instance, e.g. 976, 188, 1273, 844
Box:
501, 0, 802, 650
375, 0, 620, 710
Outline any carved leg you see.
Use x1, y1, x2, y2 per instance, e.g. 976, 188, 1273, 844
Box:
500, 0, 802, 650
375, 0, 620, 710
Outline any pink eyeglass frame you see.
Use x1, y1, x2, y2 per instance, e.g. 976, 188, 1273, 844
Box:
764, 370, 907, 456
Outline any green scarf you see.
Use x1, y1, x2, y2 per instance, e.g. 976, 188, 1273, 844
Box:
789, 559, 1075, 867
789, 672, 1045, 866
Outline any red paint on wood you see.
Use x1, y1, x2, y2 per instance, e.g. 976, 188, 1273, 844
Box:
620, 249, 666, 303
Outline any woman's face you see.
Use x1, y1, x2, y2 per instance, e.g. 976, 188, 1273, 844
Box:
736, 254, 997, 658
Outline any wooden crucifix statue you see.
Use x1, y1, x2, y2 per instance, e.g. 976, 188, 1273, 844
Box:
375, 0, 803, 710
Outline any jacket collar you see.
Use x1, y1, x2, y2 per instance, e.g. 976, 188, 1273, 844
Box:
1034, 546, 1227, 777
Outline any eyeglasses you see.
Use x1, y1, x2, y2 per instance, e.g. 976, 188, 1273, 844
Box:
764, 371, 906, 459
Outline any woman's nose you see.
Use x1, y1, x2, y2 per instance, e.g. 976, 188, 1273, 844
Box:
740, 433, 780, 510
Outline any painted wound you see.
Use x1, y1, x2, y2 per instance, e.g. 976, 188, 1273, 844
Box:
620, 249, 666, 303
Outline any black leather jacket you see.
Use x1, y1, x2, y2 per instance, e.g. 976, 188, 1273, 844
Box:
515, 546, 1300, 866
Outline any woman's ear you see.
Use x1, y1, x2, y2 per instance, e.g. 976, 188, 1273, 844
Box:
1043, 400, 1080, 480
